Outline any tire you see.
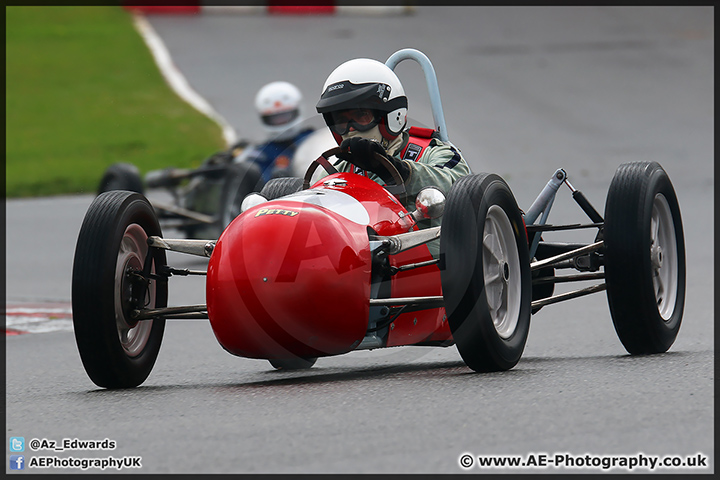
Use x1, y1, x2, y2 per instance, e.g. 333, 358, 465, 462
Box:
259, 176, 305, 200
97, 163, 144, 195
440, 174, 532, 372
268, 357, 317, 370
72, 191, 168, 388
604, 161, 685, 354
218, 162, 264, 232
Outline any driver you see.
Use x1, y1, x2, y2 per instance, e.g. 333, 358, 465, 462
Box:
235, 81, 316, 183
315, 57, 471, 256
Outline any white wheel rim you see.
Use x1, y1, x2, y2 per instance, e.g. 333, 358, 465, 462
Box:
650, 193, 678, 321
482, 205, 522, 339
115, 224, 155, 357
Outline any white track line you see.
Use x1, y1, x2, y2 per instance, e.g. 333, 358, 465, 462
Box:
131, 13, 237, 146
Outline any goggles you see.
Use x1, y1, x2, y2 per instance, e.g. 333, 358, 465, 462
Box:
327, 108, 380, 135
261, 109, 299, 127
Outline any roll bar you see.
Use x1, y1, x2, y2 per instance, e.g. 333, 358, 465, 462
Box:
385, 48, 450, 144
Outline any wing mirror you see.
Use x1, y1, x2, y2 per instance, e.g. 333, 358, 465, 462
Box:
240, 193, 268, 213
410, 187, 445, 222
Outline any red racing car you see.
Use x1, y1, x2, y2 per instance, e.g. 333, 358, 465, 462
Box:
71, 49, 685, 388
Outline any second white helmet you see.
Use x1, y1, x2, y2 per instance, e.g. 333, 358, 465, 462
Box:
255, 81, 303, 135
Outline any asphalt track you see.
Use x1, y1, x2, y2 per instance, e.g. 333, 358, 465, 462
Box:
5, 6, 714, 474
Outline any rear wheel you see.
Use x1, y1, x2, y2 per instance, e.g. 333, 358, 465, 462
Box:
268, 357, 317, 371
604, 161, 685, 354
260, 177, 305, 200
440, 174, 532, 372
72, 191, 167, 388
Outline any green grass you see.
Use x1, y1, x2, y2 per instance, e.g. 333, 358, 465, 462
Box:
6, 6, 225, 197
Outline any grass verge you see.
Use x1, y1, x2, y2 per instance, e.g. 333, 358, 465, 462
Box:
6, 6, 225, 197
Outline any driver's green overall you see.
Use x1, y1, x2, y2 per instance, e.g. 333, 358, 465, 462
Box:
330, 126, 471, 258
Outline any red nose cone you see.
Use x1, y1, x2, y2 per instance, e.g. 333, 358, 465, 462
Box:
206, 201, 372, 359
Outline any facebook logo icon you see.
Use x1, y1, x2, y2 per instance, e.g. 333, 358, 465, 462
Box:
10, 455, 24, 470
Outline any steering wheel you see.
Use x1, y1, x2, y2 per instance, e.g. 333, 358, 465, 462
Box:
303, 146, 407, 202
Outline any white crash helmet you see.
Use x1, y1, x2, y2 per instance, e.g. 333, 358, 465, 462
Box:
316, 58, 408, 143
255, 81, 303, 136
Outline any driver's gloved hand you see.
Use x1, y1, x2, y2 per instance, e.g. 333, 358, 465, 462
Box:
338, 137, 410, 185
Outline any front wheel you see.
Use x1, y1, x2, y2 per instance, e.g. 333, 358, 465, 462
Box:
72, 191, 168, 388
440, 174, 532, 372
604, 161, 685, 354
218, 162, 263, 231
97, 163, 144, 195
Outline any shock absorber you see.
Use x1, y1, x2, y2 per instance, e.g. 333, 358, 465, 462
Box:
564, 178, 604, 224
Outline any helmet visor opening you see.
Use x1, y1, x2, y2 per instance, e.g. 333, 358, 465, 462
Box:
327, 108, 380, 135
261, 109, 299, 127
